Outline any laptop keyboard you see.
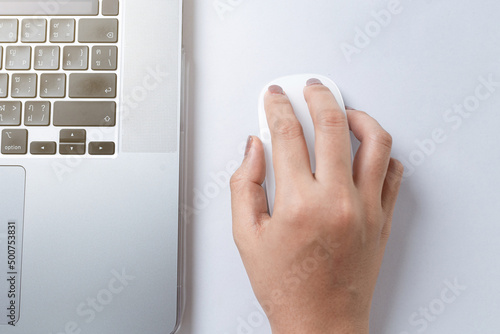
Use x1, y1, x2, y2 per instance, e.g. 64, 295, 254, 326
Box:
0, 0, 120, 156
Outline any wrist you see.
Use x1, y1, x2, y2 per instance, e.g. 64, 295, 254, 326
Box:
270, 315, 369, 334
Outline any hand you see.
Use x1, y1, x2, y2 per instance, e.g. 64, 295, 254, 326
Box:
230, 80, 404, 334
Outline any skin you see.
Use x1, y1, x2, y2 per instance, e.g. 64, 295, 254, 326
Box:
230, 80, 404, 334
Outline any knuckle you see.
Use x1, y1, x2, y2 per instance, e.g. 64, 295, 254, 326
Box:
390, 159, 405, 179
371, 130, 393, 150
229, 170, 244, 192
335, 198, 358, 225
353, 109, 371, 119
268, 97, 290, 108
387, 158, 405, 181
271, 117, 304, 140
381, 223, 392, 240
315, 108, 347, 131
322, 190, 361, 232
280, 192, 313, 223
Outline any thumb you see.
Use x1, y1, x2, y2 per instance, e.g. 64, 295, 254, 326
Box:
230, 136, 270, 243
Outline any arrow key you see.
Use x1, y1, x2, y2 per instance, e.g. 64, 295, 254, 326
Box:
30, 141, 56, 155
89, 141, 115, 155
60, 143, 85, 155
60, 129, 86, 143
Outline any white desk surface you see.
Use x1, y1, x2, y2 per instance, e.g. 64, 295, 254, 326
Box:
179, 0, 500, 333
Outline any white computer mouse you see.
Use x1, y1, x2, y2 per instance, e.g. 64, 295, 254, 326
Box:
258, 74, 352, 215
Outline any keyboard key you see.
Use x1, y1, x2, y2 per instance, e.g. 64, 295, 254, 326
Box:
92, 46, 117, 70
25, 101, 50, 126
89, 141, 115, 155
0, 74, 8, 98
102, 0, 119, 16
1, 129, 27, 154
78, 19, 118, 43
63, 46, 88, 70
40, 73, 66, 98
53, 101, 116, 126
11, 74, 37, 98
21, 19, 46, 43
0, 46, 2, 69
30, 141, 56, 155
0, 101, 21, 125
59, 143, 85, 155
0, 19, 18, 42
68, 73, 116, 98
34, 46, 60, 70
0, 2, 98, 15
50, 19, 75, 43
60, 129, 86, 143
5, 46, 31, 70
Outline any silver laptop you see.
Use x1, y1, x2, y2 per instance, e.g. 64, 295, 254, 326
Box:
0, 0, 184, 333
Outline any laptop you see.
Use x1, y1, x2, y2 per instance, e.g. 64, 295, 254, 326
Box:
0, 0, 184, 333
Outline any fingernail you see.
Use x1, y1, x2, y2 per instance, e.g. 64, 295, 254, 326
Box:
244, 136, 253, 158
306, 78, 323, 86
345, 106, 355, 110
268, 85, 284, 95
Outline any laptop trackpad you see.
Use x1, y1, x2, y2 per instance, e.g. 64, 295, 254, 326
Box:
0, 166, 25, 326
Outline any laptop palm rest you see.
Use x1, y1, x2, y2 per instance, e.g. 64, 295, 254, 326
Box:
0, 166, 25, 326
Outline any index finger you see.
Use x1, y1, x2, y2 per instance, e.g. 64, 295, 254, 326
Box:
264, 85, 313, 192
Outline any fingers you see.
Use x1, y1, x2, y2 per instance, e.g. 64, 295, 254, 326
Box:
346, 109, 393, 200
381, 158, 404, 211
380, 158, 404, 236
230, 136, 270, 242
264, 86, 313, 191
303, 80, 352, 184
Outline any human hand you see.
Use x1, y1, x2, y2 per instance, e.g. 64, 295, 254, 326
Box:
230, 80, 404, 334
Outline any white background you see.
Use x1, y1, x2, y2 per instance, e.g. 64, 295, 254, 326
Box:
179, 0, 500, 333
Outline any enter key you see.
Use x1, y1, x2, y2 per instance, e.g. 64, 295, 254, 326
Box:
69, 73, 116, 98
